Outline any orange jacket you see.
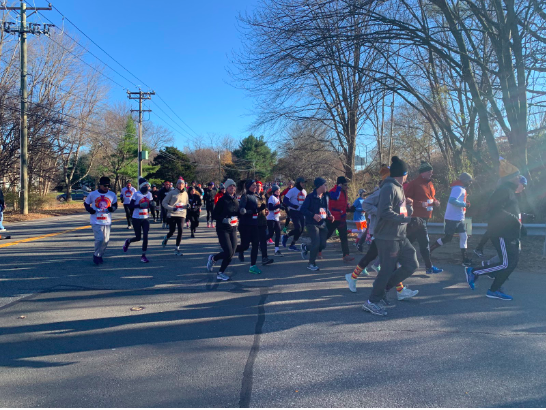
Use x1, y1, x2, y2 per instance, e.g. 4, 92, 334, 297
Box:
403, 175, 437, 219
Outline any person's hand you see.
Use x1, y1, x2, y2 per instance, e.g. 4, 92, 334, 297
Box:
329, 215, 335, 222
88, 209, 96, 214
434, 200, 440, 207
313, 214, 322, 222
107, 206, 115, 213
406, 198, 413, 206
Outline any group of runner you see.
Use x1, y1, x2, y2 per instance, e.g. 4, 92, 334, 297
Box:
85, 154, 528, 316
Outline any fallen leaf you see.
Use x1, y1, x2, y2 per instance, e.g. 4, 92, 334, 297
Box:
18, 316, 26, 319
130, 306, 145, 311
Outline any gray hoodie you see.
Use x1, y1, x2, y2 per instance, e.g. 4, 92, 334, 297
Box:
374, 177, 413, 240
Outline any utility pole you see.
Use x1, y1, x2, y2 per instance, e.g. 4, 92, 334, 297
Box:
2, 1, 53, 214
218, 151, 222, 183
127, 90, 155, 177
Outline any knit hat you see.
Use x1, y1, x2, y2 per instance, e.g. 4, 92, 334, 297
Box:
520, 175, 528, 186
219, 183, 225, 190
418, 161, 433, 174
224, 179, 236, 189
138, 176, 148, 190
314, 177, 327, 188
336, 176, 348, 185
99, 176, 111, 186
499, 157, 520, 180
296, 176, 306, 184
459, 172, 473, 184
176, 177, 185, 187
272, 184, 280, 193
245, 179, 256, 190
379, 164, 390, 181
358, 188, 366, 196
389, 156, 409, 177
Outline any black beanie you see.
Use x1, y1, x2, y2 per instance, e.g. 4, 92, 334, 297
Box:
336, 176, 348, 185
245, 179, 255, 190
314, 177, 326, 189
389, 156, 409, 177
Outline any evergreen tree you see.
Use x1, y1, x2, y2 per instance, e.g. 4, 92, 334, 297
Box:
232, 135, 276, 180
146, 146, 196, 183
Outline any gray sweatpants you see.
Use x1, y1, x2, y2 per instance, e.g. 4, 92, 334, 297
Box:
92, 224, 111, 257
369, 238, 419, 303
306, 224, 328, 265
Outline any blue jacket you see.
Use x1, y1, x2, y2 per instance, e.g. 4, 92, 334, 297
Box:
353, 197, 366, 222
300, 190, 332, 226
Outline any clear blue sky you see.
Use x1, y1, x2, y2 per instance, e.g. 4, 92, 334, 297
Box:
29, 0, 260, 148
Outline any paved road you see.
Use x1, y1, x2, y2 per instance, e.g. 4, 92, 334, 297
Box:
1, 212, 546, 407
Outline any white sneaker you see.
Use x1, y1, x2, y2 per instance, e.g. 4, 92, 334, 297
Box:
397, 287, 419, 301
345, 273, 357, 293
174, 247, 183, 256
206, 254, 215, 272
217, 272, 230, 281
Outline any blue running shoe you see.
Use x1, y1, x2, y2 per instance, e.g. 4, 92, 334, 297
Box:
486, 289, 513, 300
288, 245, 299, 252
301, 243, 308, 259
282, 234, 288, 248
426, 266, 443, 274
465, 267, 476, 290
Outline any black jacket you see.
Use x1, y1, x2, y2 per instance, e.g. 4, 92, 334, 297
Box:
157, 187, 170, 204
300, 189, 331, 226
0, 188, 4, 209
203, 188, 216, 207
239, 191, 263, 226
486, 181, 521, 239
212, 193, 239, 229
188, 193, 202, 214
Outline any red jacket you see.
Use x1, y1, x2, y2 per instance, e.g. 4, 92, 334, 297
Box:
328, 185, 349, 222
403, 175, 437, 219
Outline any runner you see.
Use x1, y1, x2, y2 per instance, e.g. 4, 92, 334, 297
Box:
203, 182, 216, 228
280, 180, 294, 232
403, 161, 443, 274
120, 181, 137, 229
345, 165, 418, 301
429, 172, 473, 266
161, 177, 189, 256
327, 176, 355, 263
300, 177, 333, 271
352, 189, 367, 252
206, 179, 239, 281
282, 177, 307, 251
187, 186, 202, 238
465, 159, 522, 300
157, 181, 172, 228
256, 181, 274, 265
474, 175, 530, 258
267, 184, 283, 257
150, 184, 160, 222
234, 180, 262, 274
123, 177, 152, 263
214, 183, 225, 205
362, 156, 419, 317
84, 176, 118, 265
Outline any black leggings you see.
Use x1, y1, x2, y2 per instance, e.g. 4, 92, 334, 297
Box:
267, 220, 281, 247
214, 227, 238, 272
206, 206, 214, 223
150, 206, 159, 220
236, 224, 259, 265
287, 210, 304, 244
258, 225, 269, 258
357, 240, 378, 269
130, 218, 150, 252
188, 211, 200, 233
167, 217, 184, 246
123, 204, 132, 227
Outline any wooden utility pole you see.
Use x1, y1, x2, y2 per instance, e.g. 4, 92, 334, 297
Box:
127, 90, 154, 177
2, 1, 53, 214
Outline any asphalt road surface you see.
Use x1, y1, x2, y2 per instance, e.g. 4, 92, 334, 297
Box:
1, 212, 545, 407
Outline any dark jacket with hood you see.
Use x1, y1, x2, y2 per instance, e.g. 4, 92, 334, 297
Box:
213, 193, 239, 229
374, 177, 413, 240
239, 190, 262, 226
300, 189, 332, 227
486, 180, 521, 240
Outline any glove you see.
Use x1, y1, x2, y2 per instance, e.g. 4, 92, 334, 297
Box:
347, 205, 356, 213
240, 208, 247, 215
258, 203, 266, 211
88, 209, 96, 214
107, 207, 115, 213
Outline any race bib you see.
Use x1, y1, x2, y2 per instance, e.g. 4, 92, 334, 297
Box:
139, 209, 148, 217
125, 191, 132, 197
319, 208, 327, 219
400, 202, 408, 217
297, 192, 306, 205
519, 214, 522, 223
252, 213, 258, 219
274, 209, 280, 215
97, 213, 108, 221
175, 203, 185, 210
229, 216, 239, 226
